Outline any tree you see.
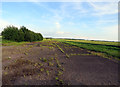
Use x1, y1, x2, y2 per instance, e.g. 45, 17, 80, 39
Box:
1, 25, 19, 41
2, 25, 43, 42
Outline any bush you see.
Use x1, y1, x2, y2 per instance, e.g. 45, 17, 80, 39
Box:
1, 25, 43, 42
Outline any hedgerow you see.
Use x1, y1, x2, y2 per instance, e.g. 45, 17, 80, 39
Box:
1, 25, 43, 42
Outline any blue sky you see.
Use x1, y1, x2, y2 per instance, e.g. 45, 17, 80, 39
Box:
0, 2, 118, 41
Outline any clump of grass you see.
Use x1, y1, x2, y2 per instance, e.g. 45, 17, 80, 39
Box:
48, 62, 54, 66
38, 63, 43, 66
55, 77, 59, 81
39, 58, 42, 60
49, 57, 54, 61
55, 58, 57, 60
55, 43, 65, 53
24, 52, 28, 55
57, 64, 61, 68
59, 80, 64, 84
40, 68, 44, 72
42, 58, 47, 62
34, 63, 38, 67
4, 72, 8, 75
48, 47, 54, 50
46, 70, 49, 76
56, 60, 62, 68
57, 71, 63, 76
66, 54, 70, 58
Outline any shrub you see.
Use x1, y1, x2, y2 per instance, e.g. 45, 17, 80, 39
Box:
1, 25, 43, 42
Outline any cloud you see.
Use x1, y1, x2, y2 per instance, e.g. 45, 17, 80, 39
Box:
88, 2, 118, 16
96, 19, 118, 26
72, 2, 88, 14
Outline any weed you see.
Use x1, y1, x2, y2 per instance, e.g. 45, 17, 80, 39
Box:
42, 58, 47, 62
55, 58, 57, 60
38, 63, 43, 66
55, 43, 65, 53
48, 47, 53, 49
57, 71, 63, 76
39, 58, 42, 60
56, 60, 59, 64
59, 80, 64, 84
46, 70, 49, 76
34, 63, 38, 67
57, 64, 61, 68
4, 72, 8, 75
49, 57, 54, 61
66, 54, 70, 58
55, 77, 59, 81
48, 62, 54, 66
24, 52, 28, 55
40, 68, 44, 72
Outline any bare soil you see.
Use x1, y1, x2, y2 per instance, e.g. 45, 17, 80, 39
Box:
2, 41, 119, 86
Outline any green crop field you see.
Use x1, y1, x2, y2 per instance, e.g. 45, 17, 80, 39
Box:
52, 39, 120, 60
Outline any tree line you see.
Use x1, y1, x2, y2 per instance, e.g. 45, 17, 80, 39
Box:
1, 25, 43, 42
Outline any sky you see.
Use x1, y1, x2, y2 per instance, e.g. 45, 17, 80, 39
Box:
0, 1, 118, 41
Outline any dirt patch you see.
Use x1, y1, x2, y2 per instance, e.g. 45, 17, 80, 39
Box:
2, 41, 119, 85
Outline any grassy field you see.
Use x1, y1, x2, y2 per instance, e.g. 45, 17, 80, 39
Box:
52, 39, 120, 60
1, 39, 29, 46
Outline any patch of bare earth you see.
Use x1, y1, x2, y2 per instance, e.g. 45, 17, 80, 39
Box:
2, 41, 118, 86
56, 42, 118, 85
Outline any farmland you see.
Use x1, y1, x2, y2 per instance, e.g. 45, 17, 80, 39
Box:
2, 39, 119, 85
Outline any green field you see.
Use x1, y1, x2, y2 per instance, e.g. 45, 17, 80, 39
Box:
52, 39, 120, 60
